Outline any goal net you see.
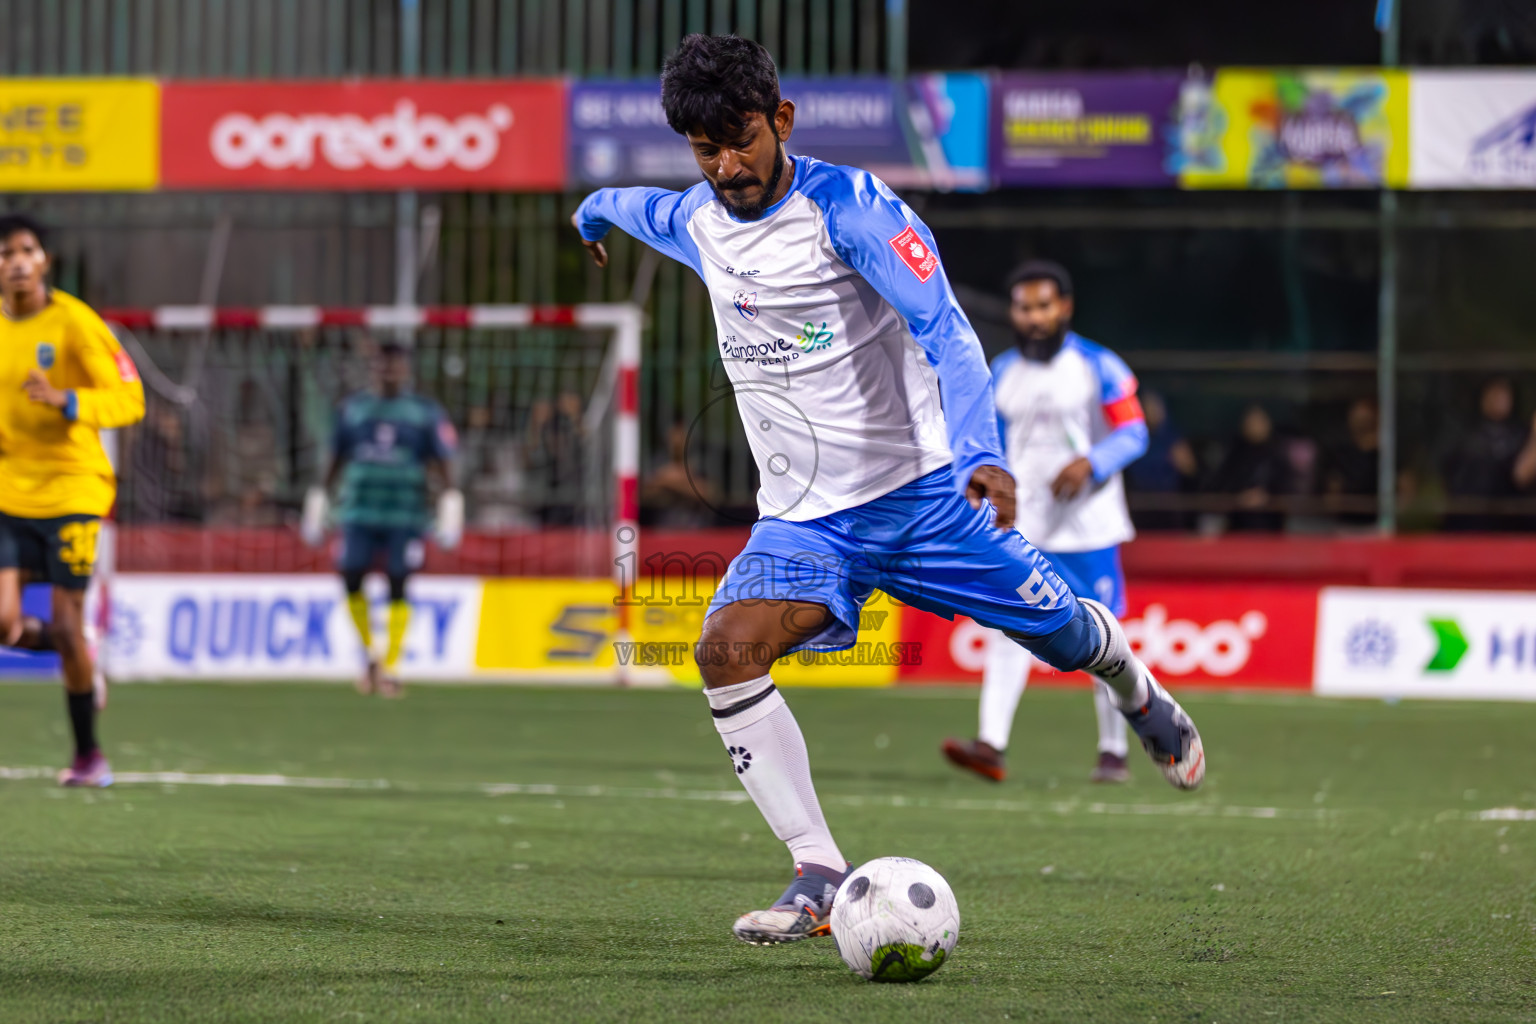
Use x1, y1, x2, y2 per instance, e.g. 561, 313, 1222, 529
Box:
96, 304, 643, 683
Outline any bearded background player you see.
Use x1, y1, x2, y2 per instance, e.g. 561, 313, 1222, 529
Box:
573, 34, 1205, 946
942, 260, 1150, 785
0, 214, 145, 787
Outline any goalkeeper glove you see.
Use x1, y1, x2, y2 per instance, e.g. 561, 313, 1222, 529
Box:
301, 486, 329, 548
435, 488, 464, 550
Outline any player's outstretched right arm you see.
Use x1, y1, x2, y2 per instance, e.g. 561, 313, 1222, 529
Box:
572, 186, 708, 273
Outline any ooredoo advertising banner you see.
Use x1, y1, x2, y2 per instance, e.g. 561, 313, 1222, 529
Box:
898, 584, 1319, 689
159, 81, 567, 190
570, 75, 989, 191
1316, 588, 1536, 700
0, 79, 159, 190
991, 72, 1184, 187
1178, 69, 1409, 189
1410, 71, 1536, 188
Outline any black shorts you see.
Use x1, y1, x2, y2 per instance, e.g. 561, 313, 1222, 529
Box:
0, 512, 101, 590
337, 524, 424, 580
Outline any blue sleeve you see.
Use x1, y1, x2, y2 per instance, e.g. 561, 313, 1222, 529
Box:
989, 349, 1018, 458
574, 185, 709, 274
813, 169, 1006, 495
1076, 339, 1149, 481
1088, 422, 1149, 482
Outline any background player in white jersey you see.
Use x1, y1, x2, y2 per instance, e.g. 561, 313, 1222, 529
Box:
942, 261, 1149, 784
573, 34, 1204, 947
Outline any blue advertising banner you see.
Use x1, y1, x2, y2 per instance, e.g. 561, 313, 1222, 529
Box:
570, 75, 989, 191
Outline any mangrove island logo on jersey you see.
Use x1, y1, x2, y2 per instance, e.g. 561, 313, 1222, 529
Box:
794, 320, 834, 352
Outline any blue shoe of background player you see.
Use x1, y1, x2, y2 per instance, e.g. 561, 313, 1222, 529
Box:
732, 861, 848, 945
1123, 679, 1205, 791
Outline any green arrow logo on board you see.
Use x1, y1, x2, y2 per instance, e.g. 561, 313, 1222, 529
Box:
1424, 618, 1468, 672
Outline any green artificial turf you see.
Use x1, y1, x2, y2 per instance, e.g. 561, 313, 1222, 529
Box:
2, 682, 1534, 1023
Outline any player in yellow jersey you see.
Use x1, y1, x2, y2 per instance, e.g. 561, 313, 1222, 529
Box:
0, 215, 145, 787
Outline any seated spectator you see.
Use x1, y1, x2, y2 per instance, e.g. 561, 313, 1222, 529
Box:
1323, 397, 1380, 527
641, 420, 719, 528
1212, 403, 1291, 532
1444, 377, 1528, 532
526, 393, 585, 526
1125, 391, 1198, 530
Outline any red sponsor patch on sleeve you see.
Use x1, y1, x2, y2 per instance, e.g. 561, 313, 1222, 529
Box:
887, 225, 940, 283
113, 349, 140, 384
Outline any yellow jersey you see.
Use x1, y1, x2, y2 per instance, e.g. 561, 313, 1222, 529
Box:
0, 290, 146, 517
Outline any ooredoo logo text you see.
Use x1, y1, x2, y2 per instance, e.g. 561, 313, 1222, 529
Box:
209, 100, 515, 172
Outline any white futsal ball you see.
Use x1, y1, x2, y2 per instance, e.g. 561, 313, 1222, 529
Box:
830, 857, 960, 982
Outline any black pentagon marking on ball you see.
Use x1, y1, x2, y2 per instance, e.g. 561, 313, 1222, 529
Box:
907, 882, 936, 909
845, 875, 870, 901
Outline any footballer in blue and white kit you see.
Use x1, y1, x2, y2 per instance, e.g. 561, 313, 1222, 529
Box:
942, 261, 1150, 785
573, 34, 1204, 947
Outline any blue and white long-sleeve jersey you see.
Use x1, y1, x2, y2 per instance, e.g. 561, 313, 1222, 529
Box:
991, 332, 1148, 552
576, 155, 1004, 522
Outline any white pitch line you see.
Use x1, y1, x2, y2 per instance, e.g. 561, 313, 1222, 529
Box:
1475, 808, 1536, 821
0, 765, 1335, 821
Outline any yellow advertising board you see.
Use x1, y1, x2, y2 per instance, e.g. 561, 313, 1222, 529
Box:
0, 79, 159, 190
474, 576, 902, 686
1179, 69, 1409, 189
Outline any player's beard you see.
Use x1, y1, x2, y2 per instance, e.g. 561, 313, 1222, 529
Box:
711, 143, 787, 221
1015, 322, 1068, 362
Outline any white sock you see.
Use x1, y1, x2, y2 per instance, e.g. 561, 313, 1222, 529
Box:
1093, 679, 1130, 756
1078, 598, 1151, 712
978, 627, 1030, 751
707, 675, 845, 872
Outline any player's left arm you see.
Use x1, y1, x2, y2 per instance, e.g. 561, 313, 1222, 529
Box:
1084, 345, 1149, 482
26, 312, 146, 428
819, 174, 1013, 526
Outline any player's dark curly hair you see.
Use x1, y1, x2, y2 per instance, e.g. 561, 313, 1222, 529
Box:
661, 34, 781, 139
1007, 259, 1073, 298
0, 212, 48, 252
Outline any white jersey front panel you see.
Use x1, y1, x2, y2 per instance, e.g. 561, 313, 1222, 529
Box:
994, 341, 1136, 551
685, 193, 952, 521
575, 156, 1006, 523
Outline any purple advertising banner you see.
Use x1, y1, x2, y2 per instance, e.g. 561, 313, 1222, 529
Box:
992, 72, 1185, 187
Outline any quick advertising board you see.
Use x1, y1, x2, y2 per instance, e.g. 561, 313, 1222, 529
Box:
105, 574, 481, 681
1316, 587, 1536, 700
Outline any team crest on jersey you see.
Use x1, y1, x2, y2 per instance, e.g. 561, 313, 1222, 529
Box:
732, 289, 759, 322
794, 321, 834, 352
888, 225, 939, 283
35, 342, 55, 369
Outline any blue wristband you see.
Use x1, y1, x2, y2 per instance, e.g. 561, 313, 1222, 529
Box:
62, 390, 79, 422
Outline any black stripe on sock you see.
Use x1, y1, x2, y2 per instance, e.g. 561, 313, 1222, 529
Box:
1083, 600, 1113, 670
709, 682, 778, 719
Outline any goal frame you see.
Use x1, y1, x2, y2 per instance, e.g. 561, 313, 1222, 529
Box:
99, 302, 645, 681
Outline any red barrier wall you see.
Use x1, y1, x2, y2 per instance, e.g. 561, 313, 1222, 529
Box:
117, 527, 1536, 589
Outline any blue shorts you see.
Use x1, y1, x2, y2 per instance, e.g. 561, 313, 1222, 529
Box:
1040, 546, 1126, 618
707, 468, 1082, 657
336, 524, 424, 580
